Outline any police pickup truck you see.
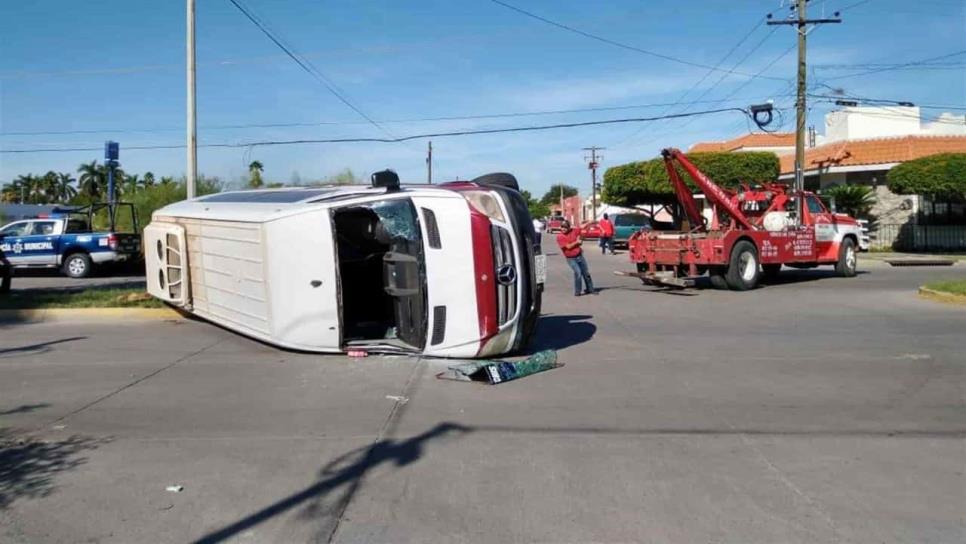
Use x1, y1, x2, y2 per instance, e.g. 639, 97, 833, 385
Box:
0, 205, 141, 278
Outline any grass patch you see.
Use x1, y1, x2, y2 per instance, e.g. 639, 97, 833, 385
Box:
0, 287, 163, 310
923, 279, 966, 296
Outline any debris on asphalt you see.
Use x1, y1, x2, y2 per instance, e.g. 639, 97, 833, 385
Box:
347, 350, 369, 358
436, 350, 560, 384
165, 485, 184, 493
51, 424, 66, 430
885, 258, 955, 267
385, 395, 409, 404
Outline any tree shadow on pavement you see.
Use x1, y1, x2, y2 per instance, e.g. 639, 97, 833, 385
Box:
0, 336, 86, 357
525, 314, 596, 354
0, 428, 107, 510
0, 404, 51, 416
192, 422, 471, 544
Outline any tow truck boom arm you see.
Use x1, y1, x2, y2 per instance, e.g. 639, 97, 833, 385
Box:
661, 148, 756, 231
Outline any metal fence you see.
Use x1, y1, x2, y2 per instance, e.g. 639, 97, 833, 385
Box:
870, 224, 966, 251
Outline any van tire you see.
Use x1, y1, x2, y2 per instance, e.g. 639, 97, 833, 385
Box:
472, 173, 520, 192
725, 240, 760, 291
63, 252, 92, 279
835, 237, 858, 277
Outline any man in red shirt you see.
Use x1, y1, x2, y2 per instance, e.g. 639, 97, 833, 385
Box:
556, 221, 596, 296
598, 213, 615, 255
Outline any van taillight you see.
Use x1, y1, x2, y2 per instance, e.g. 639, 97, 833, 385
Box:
107, 233, 118, 250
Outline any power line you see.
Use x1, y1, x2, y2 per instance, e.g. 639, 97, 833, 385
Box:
823, 49, 966, 80
0, 107, 752, 154
225, 0, 392, 138
808, 93, 966, 111
0, 97, 764, 137
487, 0, 787, 82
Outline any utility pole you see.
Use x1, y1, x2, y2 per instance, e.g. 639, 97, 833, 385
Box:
583, 147, 604, 221
186, 0, 198, 199
426, 141, 433, 184
768, 1, 840, 226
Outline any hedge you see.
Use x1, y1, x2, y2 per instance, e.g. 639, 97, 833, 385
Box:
602, 151, 780, 206
887, 153, 966, 201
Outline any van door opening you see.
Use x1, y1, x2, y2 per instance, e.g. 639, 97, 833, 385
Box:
332, 198, 427, 350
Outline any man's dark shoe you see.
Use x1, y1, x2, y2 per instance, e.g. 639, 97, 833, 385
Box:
583, 289, 598, 295
574, 292, 583, 297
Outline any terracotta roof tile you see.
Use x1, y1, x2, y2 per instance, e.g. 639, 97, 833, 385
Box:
690, 132, 795, 153
778, 135, 966, 174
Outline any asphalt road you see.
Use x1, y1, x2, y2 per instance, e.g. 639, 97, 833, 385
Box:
1, 242, 964, 543
10, 267, 145, 292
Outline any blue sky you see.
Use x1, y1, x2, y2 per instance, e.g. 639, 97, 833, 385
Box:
1, 0, 964, 197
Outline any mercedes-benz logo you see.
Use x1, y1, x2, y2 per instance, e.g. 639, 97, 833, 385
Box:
496, 264, 517, 286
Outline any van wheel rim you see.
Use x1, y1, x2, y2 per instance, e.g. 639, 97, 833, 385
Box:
845, 245, 856, 271
739, 252, 756, 282
69, 258, 85, 275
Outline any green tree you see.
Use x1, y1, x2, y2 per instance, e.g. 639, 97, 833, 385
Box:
887, 153, 966, 201
521, 189, 550, 218
56, 172, 77, 202
248, 160, 264, 188
603, 151, 780, 207
159, 176, 175, 186
143, 172, 156, 188
77, 160, 104, 200
823, 184, 876, 218
539, 184, 578, 205
325, 168, 360, 185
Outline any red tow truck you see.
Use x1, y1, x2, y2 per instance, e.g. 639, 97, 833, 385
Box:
623, 148, 863, 290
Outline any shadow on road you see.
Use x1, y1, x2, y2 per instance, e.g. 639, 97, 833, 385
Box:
193, 422, 471, 544
526, 314, 596, 354
0, 404, 51, 416
0, 336, 87, 357
0, 428, 107, 510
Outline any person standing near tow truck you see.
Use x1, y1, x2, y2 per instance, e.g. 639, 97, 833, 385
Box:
556, 220, 596, 296
598, 213, 615, 255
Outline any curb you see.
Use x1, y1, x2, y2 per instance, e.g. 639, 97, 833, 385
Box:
918, 287, 966, 306
0, 306, 185, 324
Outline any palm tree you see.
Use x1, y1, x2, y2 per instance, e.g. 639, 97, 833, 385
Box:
143, 172, 156, 188
248, 160, 264, 189
159, 176, 175, 186
78, 160, 103, 200
41, 171, 62, 203
56, 172, 77, 202
122, 173, 140, 196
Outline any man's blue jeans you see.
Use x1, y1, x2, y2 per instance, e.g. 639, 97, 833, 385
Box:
566, 254, 594, 295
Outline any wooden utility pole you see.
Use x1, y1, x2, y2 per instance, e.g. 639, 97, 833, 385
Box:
583, 147, 604, 221
426, 141, 433, 183
768, 2, 840, 225
186, 0, 198, 199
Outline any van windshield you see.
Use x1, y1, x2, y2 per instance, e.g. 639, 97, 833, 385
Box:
333, 198, 427, 350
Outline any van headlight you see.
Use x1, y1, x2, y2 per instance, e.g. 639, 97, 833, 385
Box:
461, 190, 506, 223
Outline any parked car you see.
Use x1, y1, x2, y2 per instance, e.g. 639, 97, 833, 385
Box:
579, 220, 602, 239
0, 204, 141, 278
612, 213, 652, 247
546, 214, 565, 233
144, 171, 544, 358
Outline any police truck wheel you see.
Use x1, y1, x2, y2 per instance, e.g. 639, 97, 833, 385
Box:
63, 253, 92, 279
835, 238, 858, 277
725, 240, 760, 291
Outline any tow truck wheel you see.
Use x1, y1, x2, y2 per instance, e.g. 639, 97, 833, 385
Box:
835, 238, 858, 278
725, 241, 760, 291
63, 252, 92, 279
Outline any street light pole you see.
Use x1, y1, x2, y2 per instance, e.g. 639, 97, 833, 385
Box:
186, 0, 198, 199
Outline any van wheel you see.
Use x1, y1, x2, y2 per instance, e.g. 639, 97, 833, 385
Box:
725, 241, 760, 291
835, 238, 857, 277
63, 253, 92, 279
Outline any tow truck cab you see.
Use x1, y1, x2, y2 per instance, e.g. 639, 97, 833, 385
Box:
144, 172, 543, 358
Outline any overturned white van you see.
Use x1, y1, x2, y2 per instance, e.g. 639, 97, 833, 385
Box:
144, 171, 544, 358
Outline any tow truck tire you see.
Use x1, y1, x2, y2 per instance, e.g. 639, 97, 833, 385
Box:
725, 240, 760, 291
835, 237, 858, 278
63, 252, 92, 279
472, 172, 520, 192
